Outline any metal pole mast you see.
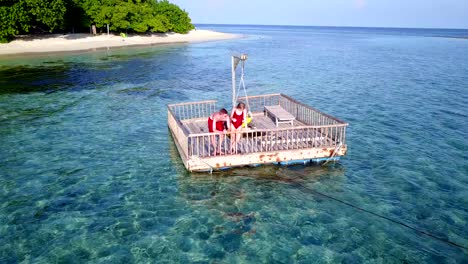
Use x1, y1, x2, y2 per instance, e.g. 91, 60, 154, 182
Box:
231, 56, 236, 109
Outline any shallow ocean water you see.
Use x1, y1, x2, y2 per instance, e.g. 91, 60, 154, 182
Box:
1, 25, 468, 263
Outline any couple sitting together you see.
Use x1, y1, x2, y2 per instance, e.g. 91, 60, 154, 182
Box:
207, 102, 247, 155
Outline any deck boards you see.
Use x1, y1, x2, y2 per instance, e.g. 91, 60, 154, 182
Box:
181, 112, 305, 134
182, 112, 334, 158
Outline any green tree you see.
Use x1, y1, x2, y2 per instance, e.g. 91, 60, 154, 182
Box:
155, 0, 194, 33
0, 1, 26, 42
0, 0, 66, 42
26, 0, 67, 32
128, 1, 168, 33
79, 0, 193, 34
0, 0, 194, 42
79, 0, 114, 29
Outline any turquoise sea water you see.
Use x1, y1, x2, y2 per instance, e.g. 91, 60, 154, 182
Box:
1, 25, 467, 263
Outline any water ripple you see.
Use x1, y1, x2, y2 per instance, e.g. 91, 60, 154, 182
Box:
1, 26, 468, 262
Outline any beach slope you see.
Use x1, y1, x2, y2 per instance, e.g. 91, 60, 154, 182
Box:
0, 30, 239, 56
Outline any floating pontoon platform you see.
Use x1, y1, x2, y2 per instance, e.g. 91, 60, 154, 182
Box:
168, 93, 348, 172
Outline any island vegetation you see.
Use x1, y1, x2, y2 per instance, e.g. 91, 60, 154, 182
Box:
0, 0, 194, 43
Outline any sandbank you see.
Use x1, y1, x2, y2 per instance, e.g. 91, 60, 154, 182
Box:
0, 30, 240, 56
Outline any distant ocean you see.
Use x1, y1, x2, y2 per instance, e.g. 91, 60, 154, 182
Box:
1, 25, 467, 263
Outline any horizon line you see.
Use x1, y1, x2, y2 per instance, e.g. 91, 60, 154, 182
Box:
193, 23, 468, 31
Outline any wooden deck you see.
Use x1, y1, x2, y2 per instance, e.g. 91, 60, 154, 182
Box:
181, 113, 322, 157
168, 94, 348, 172
182, 113, 306, 134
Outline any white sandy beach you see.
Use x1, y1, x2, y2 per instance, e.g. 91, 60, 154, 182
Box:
0, 30, 239, 56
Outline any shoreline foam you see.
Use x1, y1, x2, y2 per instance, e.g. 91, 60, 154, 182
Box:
0, 30, 240, 56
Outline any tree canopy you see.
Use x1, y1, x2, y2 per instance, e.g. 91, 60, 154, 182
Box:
0, 0, 194, 43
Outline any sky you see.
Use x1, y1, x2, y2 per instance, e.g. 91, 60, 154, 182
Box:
170, 0, 468, 29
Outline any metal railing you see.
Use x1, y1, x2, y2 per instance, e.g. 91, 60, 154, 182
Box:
168, 100, 217, 121
279, 94, 345, 126
187, 124, 347, 158
238, 93, 346, 126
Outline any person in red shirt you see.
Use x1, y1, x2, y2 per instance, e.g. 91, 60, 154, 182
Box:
230, 102, 247, 153
208, 108, 230, 155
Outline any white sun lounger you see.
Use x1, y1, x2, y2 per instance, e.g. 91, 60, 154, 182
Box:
264, 105, 295, 127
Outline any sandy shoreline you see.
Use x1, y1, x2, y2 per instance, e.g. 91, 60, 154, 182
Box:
0, 30, 240, 56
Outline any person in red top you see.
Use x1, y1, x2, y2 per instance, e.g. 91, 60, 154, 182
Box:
208, 108, 230, 155
230, 102, 247, 153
